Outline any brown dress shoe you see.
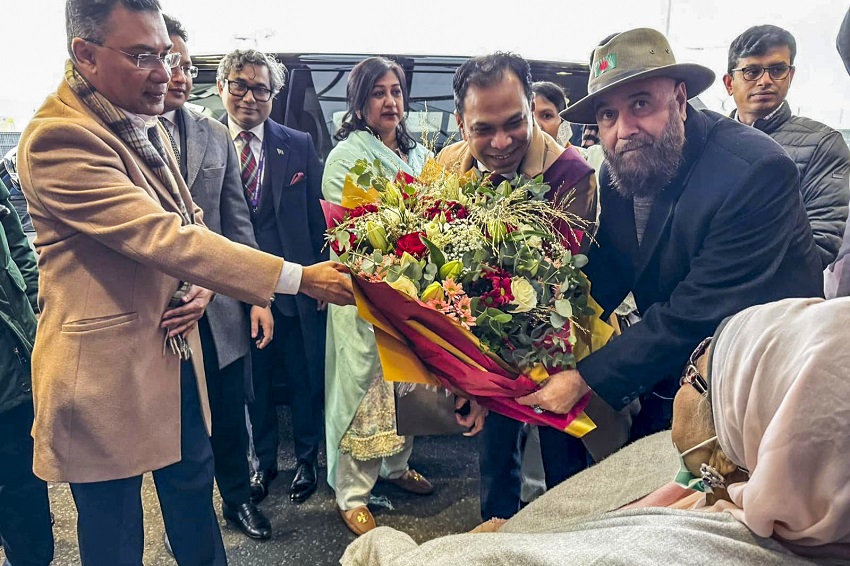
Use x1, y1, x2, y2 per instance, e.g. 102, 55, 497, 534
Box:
337, 505, 377, 536
385, 469, 434, 495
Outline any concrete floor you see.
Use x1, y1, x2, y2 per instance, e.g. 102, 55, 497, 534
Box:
2, 407, 482, 566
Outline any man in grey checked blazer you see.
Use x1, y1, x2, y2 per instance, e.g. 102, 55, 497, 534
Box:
160, 14, 274, 542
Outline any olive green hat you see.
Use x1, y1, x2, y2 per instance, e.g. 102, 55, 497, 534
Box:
561, 28, 715, 124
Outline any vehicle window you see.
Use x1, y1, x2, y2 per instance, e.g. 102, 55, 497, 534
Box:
187, 55, 590, 162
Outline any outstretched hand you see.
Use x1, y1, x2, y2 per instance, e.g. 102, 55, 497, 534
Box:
299, 261, 355, 306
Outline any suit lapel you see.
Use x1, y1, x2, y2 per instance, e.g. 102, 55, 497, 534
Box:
601, 183, 640, 270
264, 121, 291, 215
182, 108, 207, 190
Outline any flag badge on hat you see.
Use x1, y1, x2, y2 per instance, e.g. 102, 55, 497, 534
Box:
594, 53, 617, 77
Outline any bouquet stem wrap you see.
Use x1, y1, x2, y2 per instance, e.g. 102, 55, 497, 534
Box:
352, 274, 600, 437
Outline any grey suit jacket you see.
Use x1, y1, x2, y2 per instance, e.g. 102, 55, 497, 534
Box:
180, 106, 258, 370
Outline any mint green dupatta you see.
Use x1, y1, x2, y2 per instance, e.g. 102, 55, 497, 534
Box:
322, 131, 432, 489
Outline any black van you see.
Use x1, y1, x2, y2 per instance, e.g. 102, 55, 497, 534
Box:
188, 53, 590, 161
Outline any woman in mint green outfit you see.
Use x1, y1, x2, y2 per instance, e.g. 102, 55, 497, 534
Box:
322, 57, 434, 536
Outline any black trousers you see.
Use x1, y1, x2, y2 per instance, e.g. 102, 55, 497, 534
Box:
0, 402, 54, 566
478, 412, 590, 521
69, 362, 226, 566
198, 316, 251, 508
249, 310, 322, 471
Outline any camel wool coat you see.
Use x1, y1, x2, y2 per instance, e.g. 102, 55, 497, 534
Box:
17, 81, 283, 483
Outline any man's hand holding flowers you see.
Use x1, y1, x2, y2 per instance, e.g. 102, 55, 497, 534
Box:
516, 369, 591, 414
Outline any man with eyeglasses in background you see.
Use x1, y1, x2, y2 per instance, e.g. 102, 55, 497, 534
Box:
16, 1, 354, 564
159, 15, 273, 546
217, 49, 328, 508
724, 24, 850, 269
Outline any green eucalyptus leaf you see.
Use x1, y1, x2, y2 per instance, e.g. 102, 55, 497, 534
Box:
573, 254, 588, 268
555, 299, 573, 318
550, 311, 567, 329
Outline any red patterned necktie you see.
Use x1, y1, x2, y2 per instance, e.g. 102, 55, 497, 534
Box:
238, 131, 259, 208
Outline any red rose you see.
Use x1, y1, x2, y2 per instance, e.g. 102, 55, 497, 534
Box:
395, 231, 428, 259
348, 204, 378, 219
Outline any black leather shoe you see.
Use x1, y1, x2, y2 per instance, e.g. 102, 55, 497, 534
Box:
222, 501, 272, 541
289, 460, 318, 503
250, 467, 278, 504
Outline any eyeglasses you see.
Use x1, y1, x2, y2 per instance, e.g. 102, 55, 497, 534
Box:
83, 39, 181, 70
730, 64, 793, 82
680, 336, 712, 395
224, 79, 274, 102
175, 64, 198, 78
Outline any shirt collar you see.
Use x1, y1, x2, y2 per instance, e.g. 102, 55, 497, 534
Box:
228, 119, 265, 143
474, 159, 517, 180
121, 109, 158, 131
733, 103, 784, 126
160, 110, 178, 127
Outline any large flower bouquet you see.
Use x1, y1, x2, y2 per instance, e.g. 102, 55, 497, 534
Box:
323, 158, 612, 436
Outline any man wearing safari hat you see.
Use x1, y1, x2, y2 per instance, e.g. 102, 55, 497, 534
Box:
518, 28, 823, 441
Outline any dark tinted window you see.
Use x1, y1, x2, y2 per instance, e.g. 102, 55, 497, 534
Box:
188, 54, 589, 161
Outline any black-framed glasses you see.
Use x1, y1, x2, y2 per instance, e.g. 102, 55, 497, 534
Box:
175, 64, 198, 78
83, 38, 181, 70
730, 64, 793, 82
680, 336, 712, 395
224, 79, 274, 102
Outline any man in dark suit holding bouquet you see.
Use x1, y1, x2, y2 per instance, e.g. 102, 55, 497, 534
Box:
218, 48, 328, 505
519, 29, 822, 451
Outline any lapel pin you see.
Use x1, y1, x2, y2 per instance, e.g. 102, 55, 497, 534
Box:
277, 148, 285, 156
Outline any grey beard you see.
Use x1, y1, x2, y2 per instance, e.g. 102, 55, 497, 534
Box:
603, 109, 686, 199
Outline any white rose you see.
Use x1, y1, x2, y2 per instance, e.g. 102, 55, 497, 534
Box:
509, 277, 538, 313
387, 276, 419, 298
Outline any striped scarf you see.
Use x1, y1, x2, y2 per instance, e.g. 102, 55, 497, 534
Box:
65, 60, 194, 359
64, 60, 191, 224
